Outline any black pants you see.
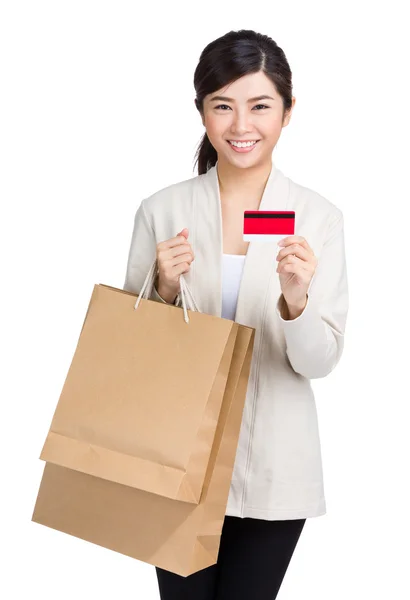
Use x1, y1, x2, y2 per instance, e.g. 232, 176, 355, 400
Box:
156, 515, 306, 600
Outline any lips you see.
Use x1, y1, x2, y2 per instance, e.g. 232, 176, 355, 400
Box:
226, 140, 260, 153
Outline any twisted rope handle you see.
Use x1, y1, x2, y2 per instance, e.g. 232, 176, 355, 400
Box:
133, 258, 200, 323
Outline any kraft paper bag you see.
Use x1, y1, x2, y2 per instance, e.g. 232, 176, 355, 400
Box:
40, 282, 243, 504
32, 263, 255, 575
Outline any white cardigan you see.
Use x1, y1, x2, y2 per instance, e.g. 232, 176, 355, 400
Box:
123, 161, 349, 520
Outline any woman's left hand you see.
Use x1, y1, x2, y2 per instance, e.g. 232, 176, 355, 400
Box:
276, 235, 318, 311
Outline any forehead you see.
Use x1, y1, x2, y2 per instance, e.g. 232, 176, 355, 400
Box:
206, 71, 277, 102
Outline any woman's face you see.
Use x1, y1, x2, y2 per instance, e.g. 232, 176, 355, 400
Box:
200, 70, 295, 170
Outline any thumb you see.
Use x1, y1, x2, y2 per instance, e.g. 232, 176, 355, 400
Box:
177, 228, 189, 239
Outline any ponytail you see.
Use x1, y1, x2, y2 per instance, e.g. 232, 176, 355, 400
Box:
194, 131, 218, 176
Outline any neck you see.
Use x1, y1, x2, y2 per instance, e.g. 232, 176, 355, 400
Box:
216, 157, 273, 200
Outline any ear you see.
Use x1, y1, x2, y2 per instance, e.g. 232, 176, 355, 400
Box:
282, 96, 296, 128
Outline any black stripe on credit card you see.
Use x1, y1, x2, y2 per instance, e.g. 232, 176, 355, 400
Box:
244, 213, 295, 218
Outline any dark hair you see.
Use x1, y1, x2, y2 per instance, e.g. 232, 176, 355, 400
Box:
193, 29, 293, 175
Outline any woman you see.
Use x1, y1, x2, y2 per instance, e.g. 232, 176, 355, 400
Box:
123, 29, 349, 600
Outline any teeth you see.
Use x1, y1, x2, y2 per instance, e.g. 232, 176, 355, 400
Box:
229, 140, 257, 148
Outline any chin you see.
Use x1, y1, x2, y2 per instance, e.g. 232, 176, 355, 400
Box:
223, 153, 267, 169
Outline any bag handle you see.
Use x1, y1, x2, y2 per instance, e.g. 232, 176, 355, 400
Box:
134, 259, 200, 324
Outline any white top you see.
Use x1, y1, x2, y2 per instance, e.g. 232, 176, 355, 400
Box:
221, 253, 246, 321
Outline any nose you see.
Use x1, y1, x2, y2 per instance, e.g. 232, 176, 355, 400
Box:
230, 109, 253, 136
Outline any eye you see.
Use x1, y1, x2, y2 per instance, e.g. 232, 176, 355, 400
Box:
214, 104, 270, 111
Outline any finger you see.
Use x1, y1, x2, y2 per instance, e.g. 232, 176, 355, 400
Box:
277, 261, 312, 281
278, 236, 314, 254
277, 254, 314, 273
171, 253, 193, 267
170, 244, 193, 258
159, 246, 193, 265
277, 254, 314, 272
159, 235, 189, 250
277, 243, 311, 262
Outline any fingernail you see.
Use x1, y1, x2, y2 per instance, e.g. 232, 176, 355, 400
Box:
278, 240, 285, 246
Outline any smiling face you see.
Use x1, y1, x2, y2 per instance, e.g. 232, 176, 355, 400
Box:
199, 70, 295, 170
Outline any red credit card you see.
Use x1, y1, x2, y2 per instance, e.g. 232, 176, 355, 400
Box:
243, 210, 295, 242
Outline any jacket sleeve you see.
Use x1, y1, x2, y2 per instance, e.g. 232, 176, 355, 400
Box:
123, 200, 182, 307
275, 209, 349, 379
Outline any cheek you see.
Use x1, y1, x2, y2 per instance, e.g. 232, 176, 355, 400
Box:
205, 117, 224, 139
262, 118, 283, 138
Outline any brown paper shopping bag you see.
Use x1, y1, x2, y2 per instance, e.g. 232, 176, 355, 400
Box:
32, 260, 255, 576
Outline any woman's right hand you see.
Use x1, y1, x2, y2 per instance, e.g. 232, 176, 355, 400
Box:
155, 228, 195, 302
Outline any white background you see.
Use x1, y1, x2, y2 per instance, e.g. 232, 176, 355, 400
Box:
1, 1, 409, 598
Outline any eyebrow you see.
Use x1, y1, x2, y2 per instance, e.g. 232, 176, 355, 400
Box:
209, 94, 275, 103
